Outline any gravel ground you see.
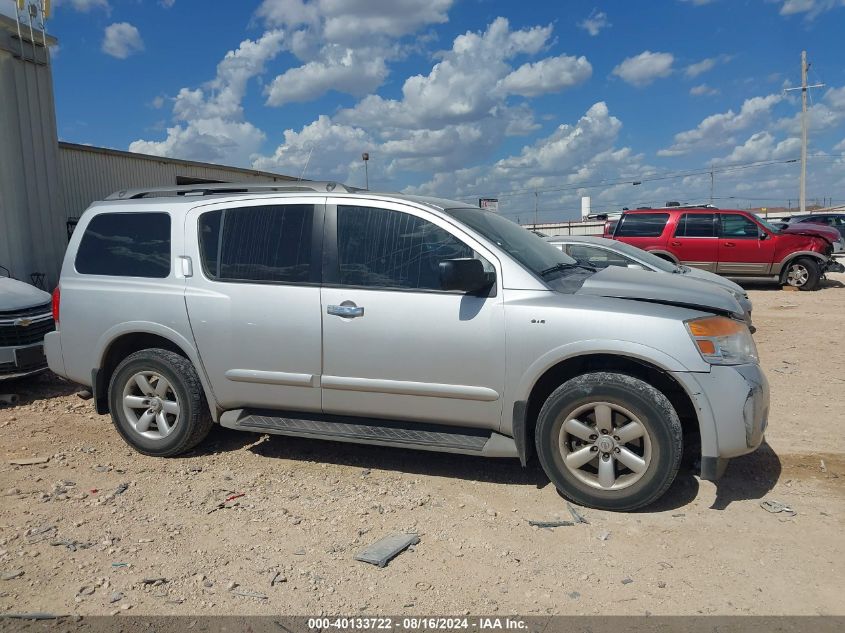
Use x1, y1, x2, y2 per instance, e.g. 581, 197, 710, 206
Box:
0, 273, 843, 616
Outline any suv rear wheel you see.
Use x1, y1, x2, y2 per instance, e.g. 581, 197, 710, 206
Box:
784, 257, 821, 290
108, 348, 213, 456
535, 372, 683, 511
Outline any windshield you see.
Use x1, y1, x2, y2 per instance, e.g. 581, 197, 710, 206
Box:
756, 217, 783, 234
448, 208, 580, 278
595, 238, 679, 273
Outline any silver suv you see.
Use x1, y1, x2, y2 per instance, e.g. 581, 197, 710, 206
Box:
45, 183, 768, 510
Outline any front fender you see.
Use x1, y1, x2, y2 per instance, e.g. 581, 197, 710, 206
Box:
513, 338, 704, 404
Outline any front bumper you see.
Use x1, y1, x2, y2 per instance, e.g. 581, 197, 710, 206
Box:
0, 343, 49, 380
825, 258, 845, 274
671, 363, 769, 480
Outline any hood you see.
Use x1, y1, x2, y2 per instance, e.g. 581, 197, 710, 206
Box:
681, 266, 745, 295
781, 223, 840, 244
575, 265, 744, 318
0, 278, 52, 312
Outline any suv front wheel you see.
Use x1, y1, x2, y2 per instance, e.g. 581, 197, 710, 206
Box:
108, 348, 213, 456
535, 372, 683, 511
784, 257, 821, 290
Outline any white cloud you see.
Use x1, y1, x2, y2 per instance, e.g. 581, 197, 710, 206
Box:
252, 115, 372, 181
150, 96, 165, 109
684, 54, 730, 78
690, 83, 719, 96
55, 0, 110, 12
779, 0, 845, 19
658, 94, 783, 156
498, 55, 592, 97
102, 23, 144, 59
775, 86, 845, 134
265, 45, 388, 105
578, 10, 610, 36
256, 0, 455, 104
160, 0, 176, 8
130, 30, 284, 166
612, 51, 674, 87
720, 131, 800, 163
834, 137, 845, 151
680, 0, 718, 5
337, 18, 560, 130
257, 0, 453, 45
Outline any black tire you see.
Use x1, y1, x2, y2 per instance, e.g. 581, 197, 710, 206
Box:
535, 372, 683, 511
108, 348, 213, 456
783, 257, 821, 291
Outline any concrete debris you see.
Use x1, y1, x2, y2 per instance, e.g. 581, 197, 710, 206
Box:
9, 456, 49, 465
141, 577, 167, 585
232, 589, 268, 600
528, 519, 574, 529
270, 571, 287, 586
597, 531, 611, 541
354, 533, 420, 568
1, 570, 25, 580
621, 577, 634, 585
0, 394, 19, 406
76, 390, 93, 400
760, 500, 796, 516
109, 591, 123, 603
566, 503, 590, 525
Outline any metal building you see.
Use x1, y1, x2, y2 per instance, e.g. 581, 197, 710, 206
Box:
58, 142, 298, 235
1, 14, 296, 291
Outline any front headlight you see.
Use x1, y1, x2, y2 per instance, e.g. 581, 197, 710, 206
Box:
685, 316, 758, 365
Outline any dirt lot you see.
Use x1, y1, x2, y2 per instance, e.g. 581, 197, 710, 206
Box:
1, 274, 843, 617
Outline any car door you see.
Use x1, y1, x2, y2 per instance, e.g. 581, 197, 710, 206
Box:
183, 199, 324, 412
669, 213, 718, 271
320, 200, 506, 430
716, 213, 775, 275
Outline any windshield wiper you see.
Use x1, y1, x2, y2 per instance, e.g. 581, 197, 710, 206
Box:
539, 262, 596, 277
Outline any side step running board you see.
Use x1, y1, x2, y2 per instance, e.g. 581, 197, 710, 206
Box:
219, 409, 518, 458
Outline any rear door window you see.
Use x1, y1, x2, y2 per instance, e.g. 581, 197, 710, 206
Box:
615, 213, 669, 237
75, 212, 171, 278
675, 213, 716, 237
719, 214, 760, 239
198, 205, 314, 283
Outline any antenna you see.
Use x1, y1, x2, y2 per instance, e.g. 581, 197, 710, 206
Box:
299, 146, 313, 182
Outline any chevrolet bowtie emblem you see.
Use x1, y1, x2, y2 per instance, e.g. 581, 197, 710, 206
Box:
14, 318, 33, 327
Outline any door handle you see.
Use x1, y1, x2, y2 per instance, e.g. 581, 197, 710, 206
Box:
327, 303, 364, 318
723, 242, 736, 247
669, 241, 681, 247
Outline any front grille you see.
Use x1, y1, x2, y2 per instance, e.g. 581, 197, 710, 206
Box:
0, 302, 51, 318
0, 316, 55, 347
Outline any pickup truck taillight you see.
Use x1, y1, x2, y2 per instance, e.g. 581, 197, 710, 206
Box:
52, 286, 60, 324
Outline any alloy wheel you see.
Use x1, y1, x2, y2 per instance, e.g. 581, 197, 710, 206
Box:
121, 371, 181, 440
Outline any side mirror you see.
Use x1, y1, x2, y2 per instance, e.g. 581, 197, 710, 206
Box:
439, 258, 492, 294
627, 263, 645, 270
759, 232, 769, 241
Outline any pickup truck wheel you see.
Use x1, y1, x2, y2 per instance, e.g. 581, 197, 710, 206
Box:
108, 349, 213, 457
784, 257, 820, 290
535, 372, 683, 511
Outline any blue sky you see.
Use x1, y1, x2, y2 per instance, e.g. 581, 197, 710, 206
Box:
25, 0, 845, 220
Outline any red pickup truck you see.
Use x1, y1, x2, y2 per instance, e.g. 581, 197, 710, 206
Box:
605, 207, 844, 290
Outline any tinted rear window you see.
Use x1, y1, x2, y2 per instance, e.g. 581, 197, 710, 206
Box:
615, 213, 669, 237
676, 213, 716, 238
198, 205, 313, 283
75, 212, 171, 278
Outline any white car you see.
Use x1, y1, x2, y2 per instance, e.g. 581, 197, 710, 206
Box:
0, 276, 54, 380
546, 235, 754, 325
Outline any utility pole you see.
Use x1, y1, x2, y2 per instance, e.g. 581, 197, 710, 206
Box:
709, 169, 714, 205
784, 51, 824, 213
533, 191, 538, 227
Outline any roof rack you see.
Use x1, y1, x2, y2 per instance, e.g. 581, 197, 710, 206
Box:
105, 181, 362, 200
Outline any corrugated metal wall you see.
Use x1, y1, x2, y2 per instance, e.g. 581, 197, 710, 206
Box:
58, 144, 297, 221
0, 16, 65, 288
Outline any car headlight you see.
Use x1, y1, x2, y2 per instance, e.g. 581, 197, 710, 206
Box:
685, 316, 758, 365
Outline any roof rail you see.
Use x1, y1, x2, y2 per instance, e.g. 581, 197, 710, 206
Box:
105, 181, 362, 200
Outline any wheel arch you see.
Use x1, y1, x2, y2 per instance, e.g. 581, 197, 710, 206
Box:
776, 251, 826, 283
514, 353, 701, 469
644, 249, 679, 264
93, 323, 218, 420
